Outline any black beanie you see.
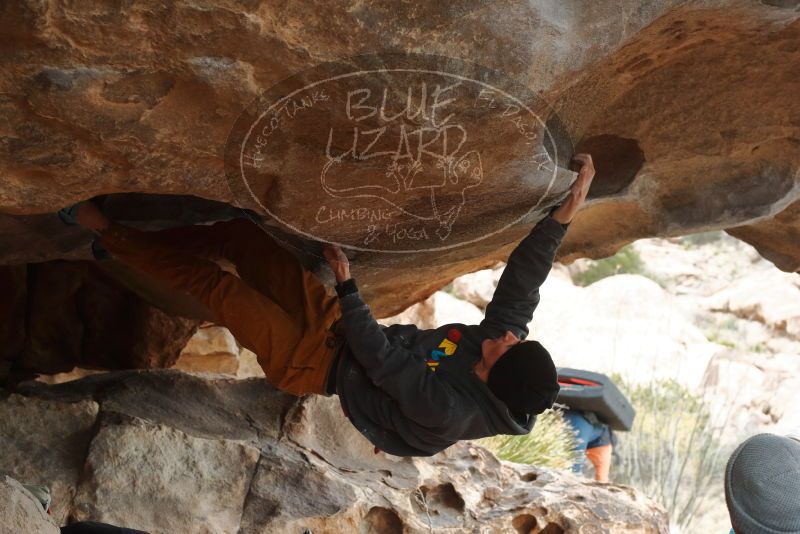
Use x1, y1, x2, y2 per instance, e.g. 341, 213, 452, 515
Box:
487, 340, 560, 417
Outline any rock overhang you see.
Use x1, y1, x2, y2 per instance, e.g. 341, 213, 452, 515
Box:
1, 0, 799, 375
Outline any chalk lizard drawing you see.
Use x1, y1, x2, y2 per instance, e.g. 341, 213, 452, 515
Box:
321, 125, 483, 240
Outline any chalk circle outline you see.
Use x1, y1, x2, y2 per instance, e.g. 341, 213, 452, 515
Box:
226, 53, 568, 254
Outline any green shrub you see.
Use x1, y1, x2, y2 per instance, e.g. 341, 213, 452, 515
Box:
680, 231, 723, 248
441, 281, 465, 300
475, 408, 579, 469
572, 245, 651, 287
612, 377, 731, 532
704, 332, 736, 349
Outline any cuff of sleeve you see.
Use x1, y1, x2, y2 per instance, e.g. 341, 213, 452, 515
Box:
538, 214, 569, 237
547, 207, 571, 231
335, 278, 359, 298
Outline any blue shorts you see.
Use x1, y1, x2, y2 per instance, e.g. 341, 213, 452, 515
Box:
563, 410, 612, 473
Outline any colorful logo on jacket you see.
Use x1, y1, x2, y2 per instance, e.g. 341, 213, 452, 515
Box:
426, 328, 462, 371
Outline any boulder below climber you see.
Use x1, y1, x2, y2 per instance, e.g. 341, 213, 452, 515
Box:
0, 370, 668, 533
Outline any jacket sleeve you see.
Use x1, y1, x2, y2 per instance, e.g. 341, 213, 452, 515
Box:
336, 286, 456, 428
480, 215, 567, 339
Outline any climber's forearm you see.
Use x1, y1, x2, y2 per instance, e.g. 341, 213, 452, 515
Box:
551, 153, 596, 224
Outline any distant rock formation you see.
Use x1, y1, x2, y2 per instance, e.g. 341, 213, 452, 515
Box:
0, 371, 668, 533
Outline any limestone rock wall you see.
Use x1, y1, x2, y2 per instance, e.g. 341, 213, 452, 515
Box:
0, 370, 669, 533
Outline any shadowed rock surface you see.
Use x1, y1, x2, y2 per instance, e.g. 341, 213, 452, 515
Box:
0, 258, 199, 381
0, 370, 669, 533
1, 3, 799, 370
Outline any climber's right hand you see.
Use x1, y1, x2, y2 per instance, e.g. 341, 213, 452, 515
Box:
323, 244, 351, 283
551, 153, 595, 224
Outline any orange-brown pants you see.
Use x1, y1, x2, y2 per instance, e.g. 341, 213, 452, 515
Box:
99, 218, 341, 396
586, 444, 612, 483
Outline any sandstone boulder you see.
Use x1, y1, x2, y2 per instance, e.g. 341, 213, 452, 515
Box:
705, 269, 800, 339
531, 274, 721, 389
73, 414, 260, 534
2, 370, 668, 533
449, 266, 503, 309
173, 325, 266, 378
632, 234, 763, 297
234, 349, 267, 379
1, 0, 799, 375
174, 325, 240, 375
239, 443, 361, 534
2, 1, 799, 271
702, 350, 800, 444
379, 291, 485, 330
0, 395, 99, 525
0, 475, 59, 534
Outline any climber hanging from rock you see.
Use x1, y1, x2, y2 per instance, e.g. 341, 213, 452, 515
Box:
58, 153, 595, 457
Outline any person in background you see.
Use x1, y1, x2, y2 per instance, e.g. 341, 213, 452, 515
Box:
724, 432, 800, 534
562, 409, 613, 483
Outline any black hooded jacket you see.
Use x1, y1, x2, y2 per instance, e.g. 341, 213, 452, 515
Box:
335, 215, 567, 456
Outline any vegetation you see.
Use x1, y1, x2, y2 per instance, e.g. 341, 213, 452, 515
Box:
475, 408, 579, 469
704, 332, 736, 349
572, 245, 655, 287
441, 281, 465, 300
477, 376, 731, 531
612, 377, 732, 532
703, 315, 740, 349
679, 231, 724, 248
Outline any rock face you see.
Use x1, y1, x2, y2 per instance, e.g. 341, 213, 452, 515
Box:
380, 290, 485, 330
703, 351, 800, 439
533, 273, 719, 390
0, 394, 99, 524
74, 417, 260, 532
1, 370, 669, 533
706, 269, 800, 338
0, 260, 199, 381
0, 475, 59, 534
449, 266, 504, 309
1, 1, 800, 373
174, 325, 266, 378
174, 325, 241, 375
2, 0, 799, 261
630, 233, 800, 440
